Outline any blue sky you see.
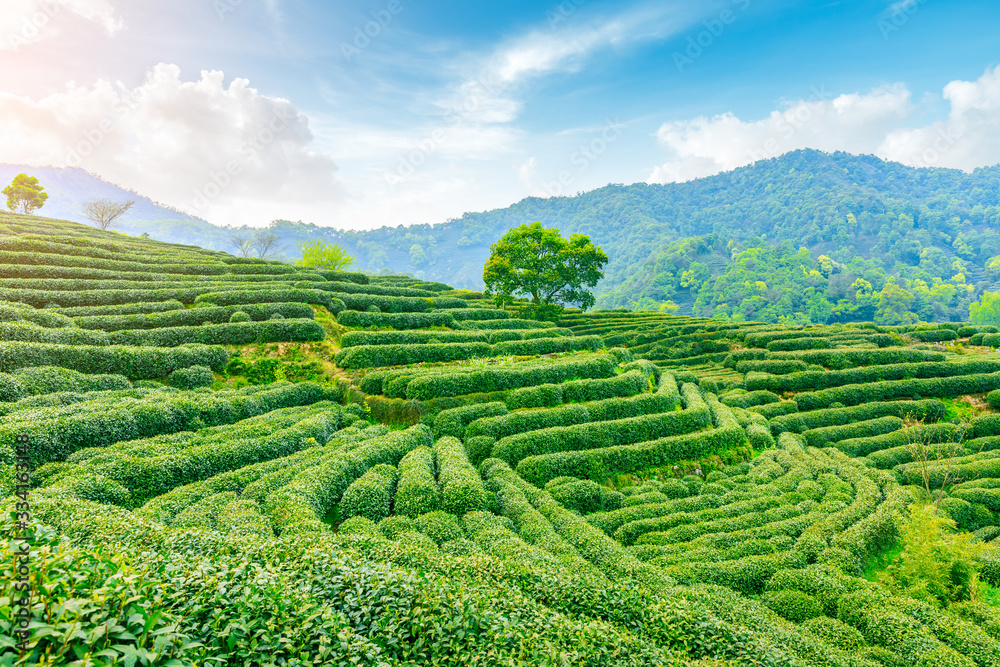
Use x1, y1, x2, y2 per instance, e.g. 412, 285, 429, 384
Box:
1, 0, 999, 229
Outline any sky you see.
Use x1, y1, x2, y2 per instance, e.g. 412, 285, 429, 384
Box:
1, 0, 999, 230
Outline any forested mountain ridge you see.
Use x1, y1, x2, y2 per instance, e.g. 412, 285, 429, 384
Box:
7, 150, 1000, 325
318, 149, 1000, 325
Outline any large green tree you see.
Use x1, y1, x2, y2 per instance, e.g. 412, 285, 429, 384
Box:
483, 222, 608, 320
3, 173, 48, 215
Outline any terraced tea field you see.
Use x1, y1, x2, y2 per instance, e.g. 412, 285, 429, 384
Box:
3, 213, 1000, 666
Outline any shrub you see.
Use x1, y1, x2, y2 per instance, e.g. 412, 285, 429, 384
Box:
735, 360, 808, 374
434, 436, 493, 515
516, 420, 747, 487
433, 402, 508, 439
263, 425, 431, 533
467, 393, 676, 442
461, 318, 555, 330
722, 390, 781, 408
910, 329, 959, 343
74, 303, 314, 331
771, 400, 945, 435
335, 310, 455, 329
464, 436, 496, 467
405, 355, 617, 400
746, 359, 1000, 394
196, 288, 343, 312
504, 367, 645, 409
414, 510, 464, 545
1, 381, 331, 466
0, 341, 228, 379
167, 365, 214, 390
108, 319, 325, 347
335, 342, 493, 369
545, 477, 624, 514
301, 280, 435, 298
766, 338, 832, 351
747, 423, 775, 450
440, 308, 510, 321
761, 590, 824, 622
802, 416, 904, 447
339, 463, 398, 523
491, 385, 711, 466
0, 366, 130, 402
393, 446, 440, 517
798, 371, 1000, 411
229, 311, 251, 323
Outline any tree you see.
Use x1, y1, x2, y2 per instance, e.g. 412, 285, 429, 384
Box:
251, 230, 284, 259
3, 174, 48, 215
227, 232, 254, 258
483, 222, 608, 320
970, 291, 1000, 326
82, 198, 135, 230
295, 239, 355, 270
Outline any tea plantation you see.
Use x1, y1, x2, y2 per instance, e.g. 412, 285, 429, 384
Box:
4, 212, 1000, 666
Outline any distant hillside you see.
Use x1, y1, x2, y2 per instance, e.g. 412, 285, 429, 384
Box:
6, 150, 1000, 324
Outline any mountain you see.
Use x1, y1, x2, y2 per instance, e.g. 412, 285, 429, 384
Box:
5, 150, 1000, 324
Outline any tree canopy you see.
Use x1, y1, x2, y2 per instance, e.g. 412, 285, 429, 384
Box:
82, 198, 135, 230
3, 173, 48, 215
295, 239, 355, 270
483, 222, 608, 320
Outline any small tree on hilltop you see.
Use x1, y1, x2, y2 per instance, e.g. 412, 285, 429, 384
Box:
295, 239, 355, 270
3, 173, 48, 215
252, 229, 284, 260
82, 198, 135, 230
483, 222, 608, 321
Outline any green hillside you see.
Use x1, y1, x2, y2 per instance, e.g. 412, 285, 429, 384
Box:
4, 212, 1000, 666
12, 151, 1000, 326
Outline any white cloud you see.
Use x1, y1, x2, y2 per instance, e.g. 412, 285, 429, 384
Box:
518, 156, 537, 188
649, 67, 1000, 184
0, 63, 345, 226
1, 0, 123, 51
439, 3, 696, 127
879, 66, 1000, 170
649, 85, 912, 183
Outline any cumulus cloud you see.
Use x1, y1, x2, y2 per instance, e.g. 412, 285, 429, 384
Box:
1, 0, 123, 51
649, 85, 912, 183
880, 66, 1000, 170
649, 67, 1000, 183
0, 63, 345, 225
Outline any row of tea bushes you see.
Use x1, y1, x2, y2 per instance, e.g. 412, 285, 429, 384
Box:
338, 327, 572, 347
336, 310, 457, 329
1, 381, 334, 466
0, 365, 131, 402
744, 359, 1000, 393
73, 302, 315, 331
106, 319, 325, 348
0, 340, 228, 378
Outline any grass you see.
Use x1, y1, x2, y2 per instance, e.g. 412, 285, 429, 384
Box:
863, 541, 903, 583
941, 395, 992, 421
